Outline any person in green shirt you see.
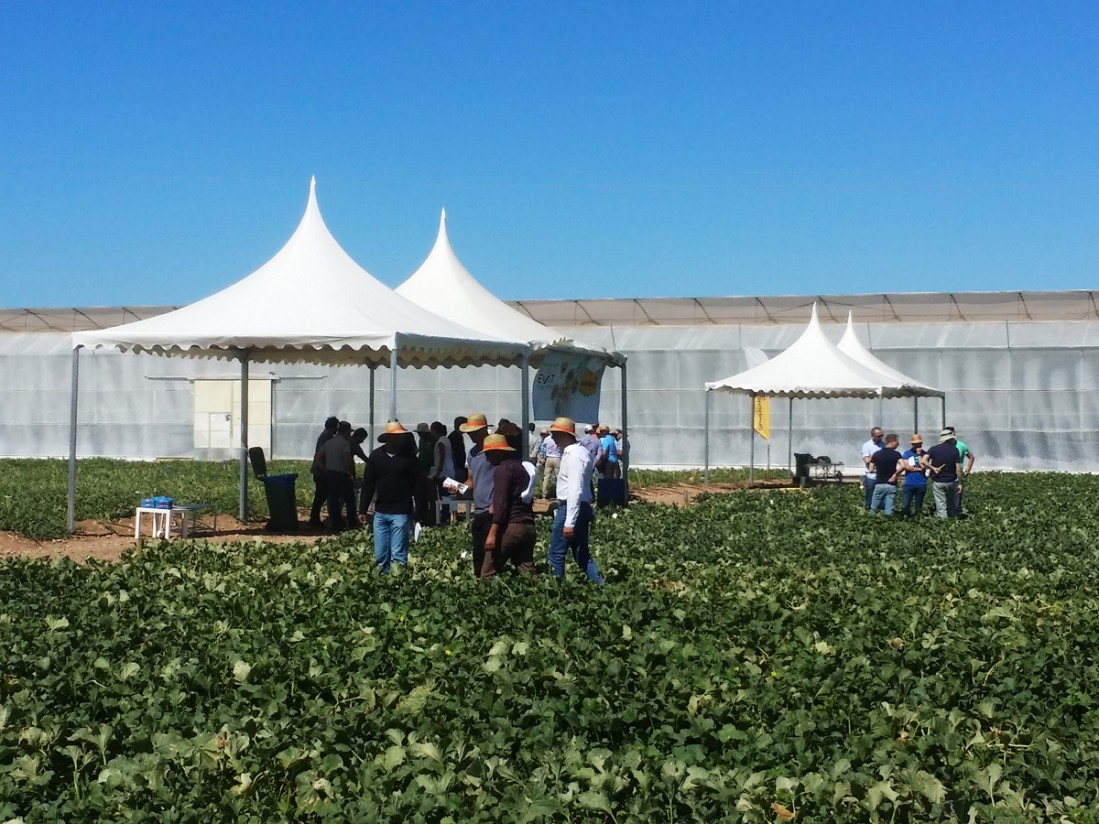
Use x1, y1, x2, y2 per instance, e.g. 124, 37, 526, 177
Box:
944, 426, 975, 515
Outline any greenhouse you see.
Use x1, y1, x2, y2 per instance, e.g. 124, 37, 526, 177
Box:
2, 289, 1097, 473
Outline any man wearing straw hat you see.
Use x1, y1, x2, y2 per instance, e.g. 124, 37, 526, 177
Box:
358, 420, 420, 574
547, 416, 604, 583
922, 428, 963, 518
460, 413, 494, 577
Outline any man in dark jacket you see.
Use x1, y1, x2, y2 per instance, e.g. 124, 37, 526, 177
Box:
358, 421, 420, 574
922, 429, 963, 519
309, 416, 339, 528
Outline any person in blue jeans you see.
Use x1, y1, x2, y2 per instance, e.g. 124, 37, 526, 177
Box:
546, 417, 604, 582
358, 421, 421, 574
869, 434, 903, 515
900, 434, 928, 517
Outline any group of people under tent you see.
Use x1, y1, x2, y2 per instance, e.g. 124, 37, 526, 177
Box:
532, 422, 628, 501
310, 413, 608, 583
859, 425, 975, 518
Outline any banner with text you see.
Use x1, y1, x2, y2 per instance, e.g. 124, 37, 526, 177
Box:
753, 395, 770, 440
532, 351, 607, 423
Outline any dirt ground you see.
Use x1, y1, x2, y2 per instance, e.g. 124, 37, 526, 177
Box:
0, 480, 795, 564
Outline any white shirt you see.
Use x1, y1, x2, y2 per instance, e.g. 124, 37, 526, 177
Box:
555, 441, 594, 528
860, 438, 882, 479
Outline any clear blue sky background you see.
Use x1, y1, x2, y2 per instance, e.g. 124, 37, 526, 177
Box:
2, 2, 1097, 308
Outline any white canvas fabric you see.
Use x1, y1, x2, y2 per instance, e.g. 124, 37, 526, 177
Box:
705, 304, 923, 399
71, 181, 530, 368
837, 313, 943, 398
396, 210, 615, 364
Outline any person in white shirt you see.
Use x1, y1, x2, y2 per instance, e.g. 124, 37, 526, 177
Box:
546, 416, 604, 582
541, 430, 563, 499
860, 426, 884, 512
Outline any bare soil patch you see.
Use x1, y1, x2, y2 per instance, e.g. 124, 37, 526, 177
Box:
0, 480, 798, 563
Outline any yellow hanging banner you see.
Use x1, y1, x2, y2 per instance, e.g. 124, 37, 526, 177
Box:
753, 395, 770, 440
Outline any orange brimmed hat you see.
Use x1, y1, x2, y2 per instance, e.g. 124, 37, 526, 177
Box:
460, 413, 489, 432
480, 433, 515, 452
377, 420, 411, 442
549, 417, 576, 435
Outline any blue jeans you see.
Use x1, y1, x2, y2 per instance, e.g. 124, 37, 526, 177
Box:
863, 477, 877, 511
870, 483, 897, 515
373, 512, 410, 574
901, 484, 926, 517
548, 503, 603, 582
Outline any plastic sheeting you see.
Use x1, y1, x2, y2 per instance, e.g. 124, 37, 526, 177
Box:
4, 318, 1099, 471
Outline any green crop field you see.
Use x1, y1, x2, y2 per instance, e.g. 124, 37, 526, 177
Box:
3, 474, 1099, 821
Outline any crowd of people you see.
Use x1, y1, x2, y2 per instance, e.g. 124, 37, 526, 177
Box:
860, 425, 975, 517
310, 413, 624, 581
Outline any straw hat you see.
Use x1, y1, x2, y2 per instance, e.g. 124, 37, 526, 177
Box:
459, 413, 489, 432
549, 417, 576, 435
910, 434, 923, 444
480, 433, 516, 452
377, 420, 411, 442
939, 428, 955, 443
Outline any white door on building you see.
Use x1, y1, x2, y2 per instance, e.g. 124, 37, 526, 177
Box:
193, 378, 272, 455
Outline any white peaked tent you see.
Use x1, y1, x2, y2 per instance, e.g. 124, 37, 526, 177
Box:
702, 304, 943, 483
396, 210, 629, 486
66, 180, 531, 530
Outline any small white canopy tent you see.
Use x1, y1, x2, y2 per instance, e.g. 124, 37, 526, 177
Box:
67, 180, 531, 530
702, 304, 944, 483
396, 210, 630, 485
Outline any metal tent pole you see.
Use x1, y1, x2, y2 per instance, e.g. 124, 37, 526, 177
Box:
369, 364, 376, 442
914, 397, 919, 436
704, 388, 710, 484
620, 359, 629, 493
521, 353, 531, 462
787, 397, 793, 475
66, 345, 82, 534
389, 347, 399, 420
748, 393, 755, 487
941, 395, 946, 429
239, 351, 250, 522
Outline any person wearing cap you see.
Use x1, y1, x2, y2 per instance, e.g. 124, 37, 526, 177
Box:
860, 426, 885, 512
868, 434, 904, 515
578, 424, 601, 462
596, 424, 620, 479
944, 426, 975, 514
922, 429, 963, 518
358, 421, 421, 574
547, 417, 604, 583
480, 434, 536, 578
308, 416, 340, 529
540, 426, 563, 500
460, 413, 494, 577
900, 434, 928, 517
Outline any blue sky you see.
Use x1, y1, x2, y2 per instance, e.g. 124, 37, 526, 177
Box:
2, 2, 1097, 308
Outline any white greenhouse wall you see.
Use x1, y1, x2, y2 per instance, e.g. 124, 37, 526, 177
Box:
1, 319, 1097, 472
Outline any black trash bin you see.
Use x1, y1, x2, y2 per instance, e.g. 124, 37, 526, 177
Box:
793, 452, 816, 486
248, 447, 299, 532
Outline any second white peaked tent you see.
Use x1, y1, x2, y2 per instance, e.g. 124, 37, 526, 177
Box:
397, 210, 627, 482
703, 304, 940, 482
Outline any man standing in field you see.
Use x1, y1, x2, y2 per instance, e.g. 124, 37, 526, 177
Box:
461, 413, 493, 577
541, 427, 563, 500
860, 426, 884, 512
358, 421, 420, 574
923, 428, 963, 518
547, 416, 604, 583
944, 425, 975, 515
868, 434, 904, 515
309, 416, 339, 529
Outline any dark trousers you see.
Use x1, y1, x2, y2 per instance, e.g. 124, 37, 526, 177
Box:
471, 511, 492, 578
325, 471, 355, 530
310, 471, 329, 524
902, 485, 926, 517
481, 523, 536, 578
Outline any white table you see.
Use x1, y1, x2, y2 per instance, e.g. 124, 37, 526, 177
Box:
134, 504, 210, 539
436, 498, 475, 523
